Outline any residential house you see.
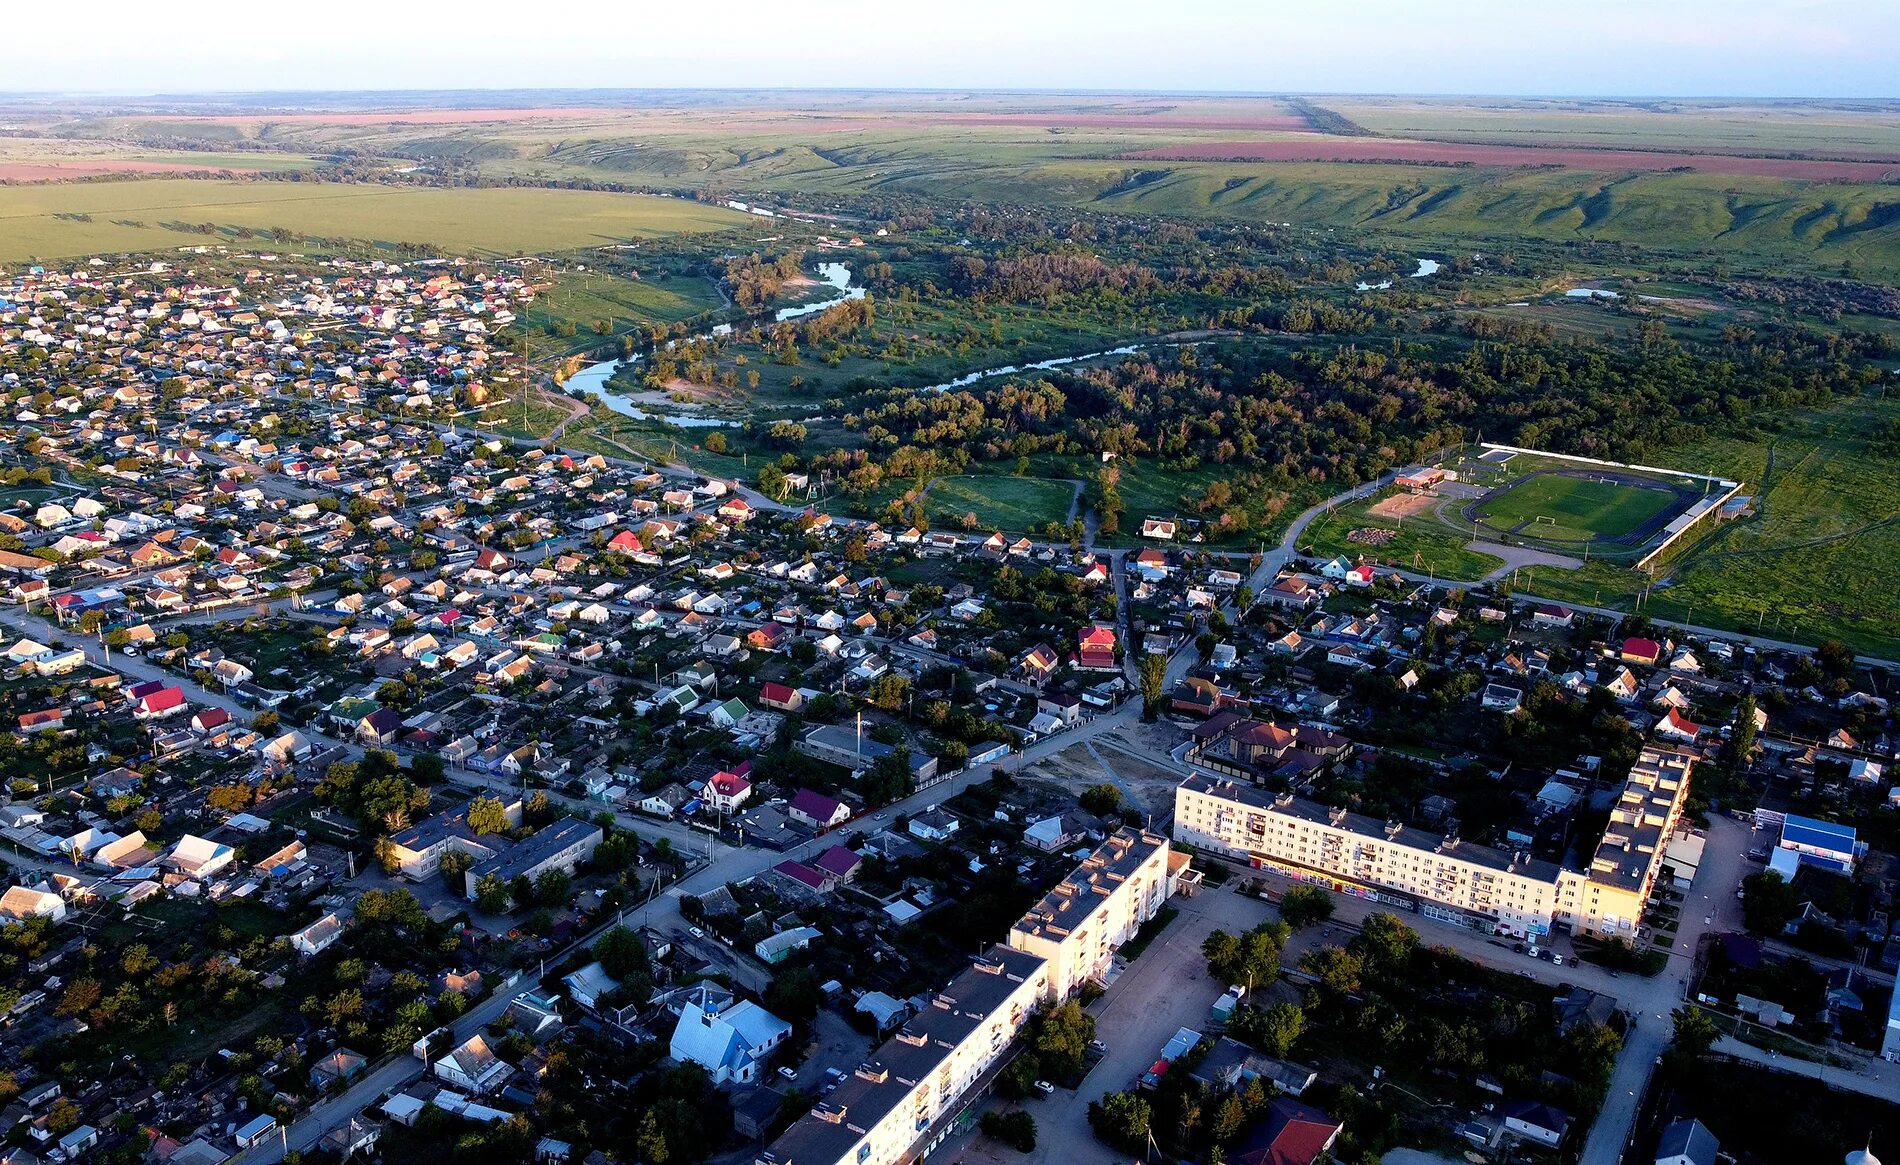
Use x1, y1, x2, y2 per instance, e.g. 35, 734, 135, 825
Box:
1654, 1119, 1718, 1165
434, 1033, 511, 1094
290, 913, 345, 957
1500, 1099, 1572, 1148
668, 989, 791, 1086
788, 788, 851, 831
1228, 1097, 1341, 1165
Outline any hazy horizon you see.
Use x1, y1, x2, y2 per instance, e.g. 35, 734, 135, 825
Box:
14, 0, 1896, 100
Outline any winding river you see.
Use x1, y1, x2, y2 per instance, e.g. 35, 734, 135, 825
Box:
562, 262, 1230, 428
563, 262, 869, 427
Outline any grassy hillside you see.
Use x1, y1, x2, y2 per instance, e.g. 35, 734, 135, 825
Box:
0, 181, 751, 262
12, 97, 1900, 272
492, 144, 1900, 277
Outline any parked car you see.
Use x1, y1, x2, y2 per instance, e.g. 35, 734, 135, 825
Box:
1034, 1081, 1056, 1096
777, 1066, 798, 1081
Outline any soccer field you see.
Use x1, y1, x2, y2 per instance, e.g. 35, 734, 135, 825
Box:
1471, 471, 1684, 543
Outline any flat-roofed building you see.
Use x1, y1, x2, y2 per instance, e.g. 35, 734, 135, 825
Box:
1174, 743, 1695, 942
384, 798, 521, 881
1175, 774, 1566, 939
1008, 828, 1173, 1002
463, 816, 602, 900
757, 945, 1048, 1165
1775, 813, 1862, 876
1563, 745, 1696, 939
757, 830, 1177, 1165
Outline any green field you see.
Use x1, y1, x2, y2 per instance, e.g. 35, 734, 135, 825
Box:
1328, 97, 1900, 158
521, 269, 727, 359
1514, 394, 1900, 656
1303, 493, 1509, 581
0, 180, 754, 261
924, 475, 1078, 534
1470, 471, 1683, 542
33, 99, 1898, 274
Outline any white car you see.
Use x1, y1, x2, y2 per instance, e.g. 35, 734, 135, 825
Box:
777, 1066, 798, 1081
688, 926, 704, 939
1033, 1080, 1055, 1096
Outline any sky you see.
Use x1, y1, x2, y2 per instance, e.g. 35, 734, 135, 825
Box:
9, 0, 1896, 98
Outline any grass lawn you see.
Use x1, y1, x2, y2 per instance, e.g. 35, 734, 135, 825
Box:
521, 270, 726, 360
0, 180, 754, 262
1303, 494, 1508, 581
1471, 471, 1682, 542
557, 412, 749, 478
0, 484, 58, 508
925, 475, 1078, 534
1512, 393, 1900, 655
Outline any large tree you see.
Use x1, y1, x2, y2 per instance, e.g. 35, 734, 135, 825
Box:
466, 795, 511, 836
1033, 1000, 1096, 1079
1138, 652, 1167, 718
1088, 1091, 1152, 1154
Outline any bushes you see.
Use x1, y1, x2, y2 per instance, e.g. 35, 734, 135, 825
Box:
1278, 884, 1336, 929
979, 1110, 1036, 1152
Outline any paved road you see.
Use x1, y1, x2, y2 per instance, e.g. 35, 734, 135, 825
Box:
231, 652, 1187, 1161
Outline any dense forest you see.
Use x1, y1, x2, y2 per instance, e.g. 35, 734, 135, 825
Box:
810, 320, 1889, 534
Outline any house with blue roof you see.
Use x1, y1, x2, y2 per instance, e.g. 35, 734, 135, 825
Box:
667, 985, 790, 1086
1654, 1117, 1718, 1165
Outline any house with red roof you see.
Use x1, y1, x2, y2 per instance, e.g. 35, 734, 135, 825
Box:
1132, 548, 1171, 580
1531, 603, 1575, 628
706, 770, 753, 813
191, 708, 231, 733
1657, 707, 1702, 743
1230, 1097, 1341, 1165
1077, 624, 1119, 671
606, 530, 644, 554
1016, 643, 1060, 688
772, 859, 830, 897
1621, 637, 1663, 666
135, 687, 187, 720
17, 708, 65, 734
758, 682, 803, 712
813, 846, 862, 884
746, 623, 789, 652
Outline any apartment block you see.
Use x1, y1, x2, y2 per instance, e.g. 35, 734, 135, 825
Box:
1174, 774, 1565, 938
1557, 744, 1696, 939
758, 944, 1049, 1165
1008, 828, 1173, 1001
759, 828, 1174, 1165
1174, 744, 1694, 942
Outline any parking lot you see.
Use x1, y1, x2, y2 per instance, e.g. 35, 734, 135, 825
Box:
945, 879, 1269, 1165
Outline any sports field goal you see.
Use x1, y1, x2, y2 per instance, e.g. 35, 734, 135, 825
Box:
1533, 515, 1558, 526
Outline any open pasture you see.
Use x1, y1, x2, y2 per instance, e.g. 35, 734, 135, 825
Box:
924, 475, 1078, 535
0, 180, 752, 262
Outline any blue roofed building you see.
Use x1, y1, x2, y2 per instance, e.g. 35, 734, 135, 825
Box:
668, 985, 791, 1085
1774, 814, 1863, 877
1653, 1117, 1718, 1165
